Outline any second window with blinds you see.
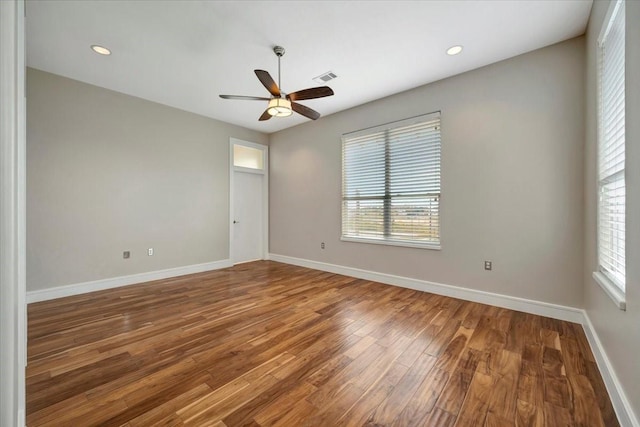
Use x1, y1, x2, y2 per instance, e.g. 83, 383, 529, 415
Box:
593, 0, 626, 308
341, 112, 441, 249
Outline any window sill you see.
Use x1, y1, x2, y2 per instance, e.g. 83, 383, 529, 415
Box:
592, 271, 626, 310
341, 236, 441, 251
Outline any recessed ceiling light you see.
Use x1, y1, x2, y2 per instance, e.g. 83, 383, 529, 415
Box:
446, 45, 463, 56
91, 45, 111, 55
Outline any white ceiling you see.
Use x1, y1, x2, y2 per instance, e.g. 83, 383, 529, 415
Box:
26, 0, 593, 134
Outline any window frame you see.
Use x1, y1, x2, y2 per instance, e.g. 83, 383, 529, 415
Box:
594, 0, 626, 310
340, 112, 442, 250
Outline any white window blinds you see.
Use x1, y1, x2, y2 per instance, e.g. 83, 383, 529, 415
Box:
597, 0, 625, 290
342, 112, 441, 248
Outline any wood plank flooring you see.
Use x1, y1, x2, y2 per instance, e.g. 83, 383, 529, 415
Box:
26, 261, 618, 426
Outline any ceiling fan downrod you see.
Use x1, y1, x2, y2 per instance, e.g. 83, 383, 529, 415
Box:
274, 46, 285, 95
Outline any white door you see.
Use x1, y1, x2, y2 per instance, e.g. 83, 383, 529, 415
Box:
232, 170, 264, 263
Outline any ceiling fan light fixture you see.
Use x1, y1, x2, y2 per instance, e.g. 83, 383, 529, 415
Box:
267, 98, 292, 117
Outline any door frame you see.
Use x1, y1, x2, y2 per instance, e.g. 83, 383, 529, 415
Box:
1, 0, 27, 424
229, 138, 269, 264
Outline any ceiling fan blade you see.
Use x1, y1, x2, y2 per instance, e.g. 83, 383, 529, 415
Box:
288, 86, 334, 101
219, 95, 271, 101
291, 102, 321, 120
259, 109, 272, 121
255, 70, 281, 97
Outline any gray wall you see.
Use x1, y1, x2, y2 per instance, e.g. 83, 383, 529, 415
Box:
26, 68, 268, 291
269, 37, 585, 308
584, 0, 640, 421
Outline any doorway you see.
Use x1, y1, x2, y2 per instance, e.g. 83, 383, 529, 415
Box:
230, 139, 268, 264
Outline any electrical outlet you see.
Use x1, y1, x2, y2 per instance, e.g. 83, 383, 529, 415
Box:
123, 251, 130, 259
484, 261, 492, 271
148, 248, 154, 256
321, 242, 325, 249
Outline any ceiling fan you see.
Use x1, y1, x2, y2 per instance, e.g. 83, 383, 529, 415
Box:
219, 46, 334, 121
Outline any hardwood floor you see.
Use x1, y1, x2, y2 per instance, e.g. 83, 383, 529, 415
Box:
26, 261, 618, 426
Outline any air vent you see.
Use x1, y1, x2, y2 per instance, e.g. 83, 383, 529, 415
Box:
313, 71, 338, 84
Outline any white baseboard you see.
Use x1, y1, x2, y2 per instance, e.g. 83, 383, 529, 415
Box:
581, 312, 639, 427
25, 254, 638, 426
269, 253, 639, 426
268, 253, 584, 323
26, 259, 233, 303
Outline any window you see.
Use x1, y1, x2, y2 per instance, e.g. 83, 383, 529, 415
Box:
341, 112, 441, 249
233, 144, 264, 170
596, 0, 625, 302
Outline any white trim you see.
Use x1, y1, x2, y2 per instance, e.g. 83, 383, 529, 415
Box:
267, 253, 638, 425
26, 259, 233, 304
233, 165, 265, 175
341, 236, 441, 251
582, 311, 640, 427
1, 0, 26, 425
592, 271, 626, 310
229, 138, 269, 265
268, 253, 640, 425
268, 253, 583, 323
22, 252, 639, 426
